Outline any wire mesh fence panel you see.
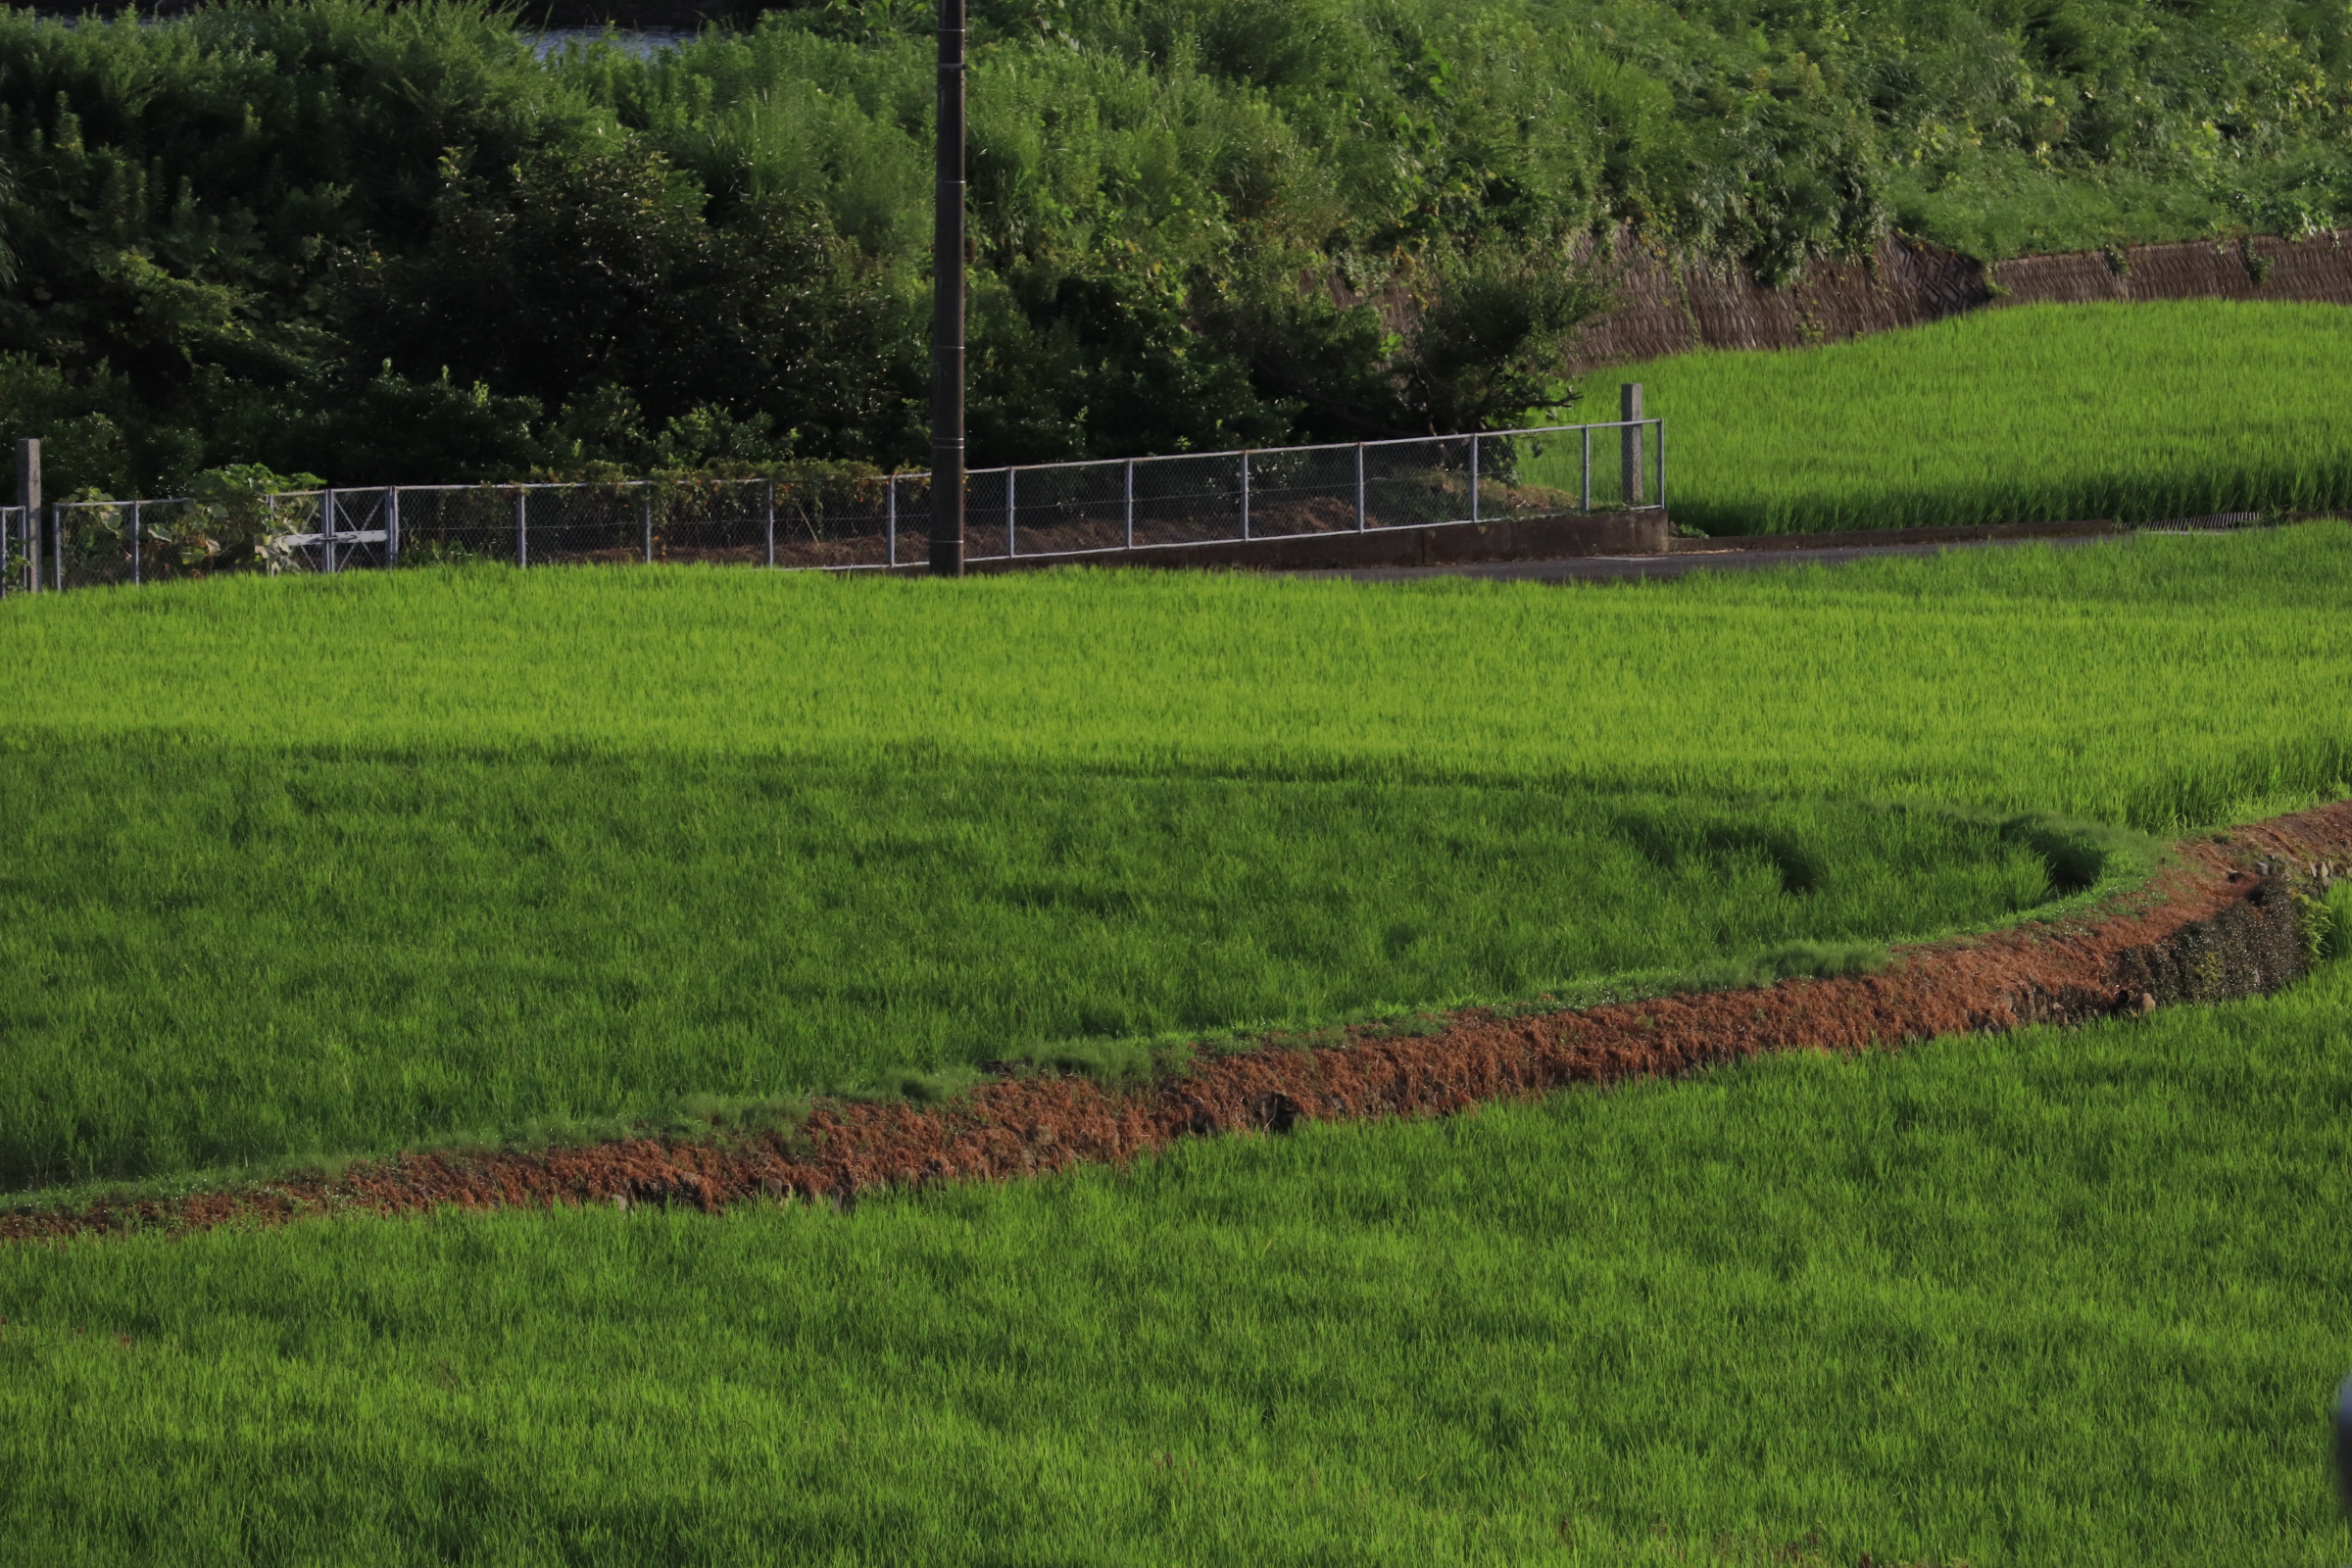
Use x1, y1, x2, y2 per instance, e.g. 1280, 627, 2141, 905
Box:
389, 486, 522, 566
1576, 419, 1662, 513
965, 468, 1011, 561
1471, 430, 1598, 521
1128, 453, 1246, 549
1362, 436, 1473, 529
652, 478, 762, 565
54, 502, 137, 589
1007, 460, 1134, 557
882, 473, 928, 567
117, 499, 211, 582
1240, 446, 1365, 539
765, 472, 897, 569
262, 493, 329, 574
0, 505, 22, 594
514, 485, 644, 567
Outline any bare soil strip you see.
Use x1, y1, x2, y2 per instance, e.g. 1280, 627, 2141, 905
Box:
8, 803, 2350, 1243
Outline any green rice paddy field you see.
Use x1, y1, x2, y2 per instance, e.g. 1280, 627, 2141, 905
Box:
1535, 300, 2352, 534
3, 528, 2349, 1191
8, 942, 2352, 1564
2, 515, 2351, 1557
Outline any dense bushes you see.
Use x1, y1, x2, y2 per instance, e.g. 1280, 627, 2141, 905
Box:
0, 0, 2341, 490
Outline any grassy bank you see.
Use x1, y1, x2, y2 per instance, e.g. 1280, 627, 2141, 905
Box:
1544, 302, 2352, 535
5, 525, 2352, 1189
4, 901, 2347, 1564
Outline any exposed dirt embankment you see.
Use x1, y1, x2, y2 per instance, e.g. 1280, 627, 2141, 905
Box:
1563, 227, 2352, 371
6, 802, 2349, 1242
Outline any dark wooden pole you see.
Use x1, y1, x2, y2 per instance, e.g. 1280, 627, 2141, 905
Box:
929, 0, 966, 577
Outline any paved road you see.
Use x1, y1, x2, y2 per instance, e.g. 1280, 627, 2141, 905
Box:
1298, 530, 2132, 584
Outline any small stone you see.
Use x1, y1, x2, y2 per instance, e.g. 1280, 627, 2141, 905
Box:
611, 1194, 630, 1212
759, 1175, 786, 1200
2135, 992, 2157, 1015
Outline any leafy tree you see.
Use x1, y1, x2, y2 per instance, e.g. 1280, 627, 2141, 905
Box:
0, 0, 2338, 487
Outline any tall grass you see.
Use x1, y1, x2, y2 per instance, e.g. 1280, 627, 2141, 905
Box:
1540, 301, 2352, 534
5, 911, 2348, 1564
3, 526, 2351, 1188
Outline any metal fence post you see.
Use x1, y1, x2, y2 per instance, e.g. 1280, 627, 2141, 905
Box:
641, 485, 654, 564
1620, 383, 1644, 507
322, 487, 337, 574
387, 488, 402, 567
1123, 459, 1135, 550
1469, 433, 1481, 524
130, 501, 141, 586
50, 504, 60, 591
1581, 425, 1592, 513
514, 489, 527, 567
1239, 451, 1250, 540
763, 478, 776, 569
1354, 444, 1366, 531
1006, 466, 1017, 558
886, 474, 898, 567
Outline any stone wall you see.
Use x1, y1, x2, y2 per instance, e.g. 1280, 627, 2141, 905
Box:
1561, 227, 2352, 371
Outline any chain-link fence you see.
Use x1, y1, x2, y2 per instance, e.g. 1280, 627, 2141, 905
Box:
956, 422, 1662, 563
0, 418, 1662, 596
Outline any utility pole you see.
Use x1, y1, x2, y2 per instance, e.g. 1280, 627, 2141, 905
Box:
929, 0, 966, 577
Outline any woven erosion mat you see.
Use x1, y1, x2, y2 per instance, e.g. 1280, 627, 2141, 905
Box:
10, 802, 2352, 1242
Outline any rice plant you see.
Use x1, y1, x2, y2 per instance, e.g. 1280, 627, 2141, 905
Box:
4, 919, 2347, 1565
1, 526, 2349, 1188
1540, 301, 2352, 534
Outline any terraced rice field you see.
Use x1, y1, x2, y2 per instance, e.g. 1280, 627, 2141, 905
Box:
3, 523, 2350, 1562
1532, 301, 2352, 534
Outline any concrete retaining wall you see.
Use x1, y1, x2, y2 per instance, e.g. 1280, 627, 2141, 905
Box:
886, 510, 1671, 575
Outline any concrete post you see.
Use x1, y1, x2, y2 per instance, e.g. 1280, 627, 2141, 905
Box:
16, 438, 38, 593
1619, 383, 1643, 507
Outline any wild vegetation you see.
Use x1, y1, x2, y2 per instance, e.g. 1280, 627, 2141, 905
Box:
1549, 300, 2352, 531
2, 524, 2349, 1191
0, 0, 2344, 493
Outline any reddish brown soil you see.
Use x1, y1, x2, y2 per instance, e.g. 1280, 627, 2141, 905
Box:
9, 802, 2351, 1244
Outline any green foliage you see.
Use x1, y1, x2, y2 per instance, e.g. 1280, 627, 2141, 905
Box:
2294, 890, 2335, 963
0, 0, 2338, 486
2296, 880, 2350, 963
49, 459, 327, 579
1556, 301, 2352, 532
6, 950, 2352, 1562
